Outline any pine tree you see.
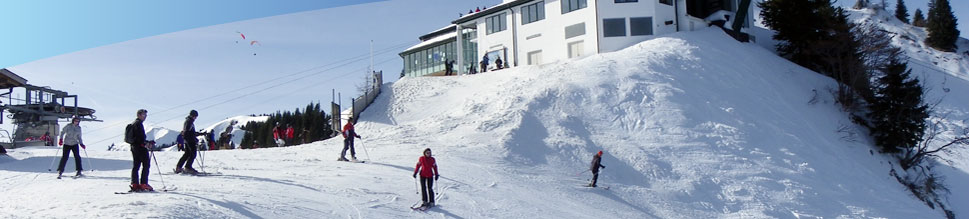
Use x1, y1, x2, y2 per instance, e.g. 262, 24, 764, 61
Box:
924, 0, 959, 52
760, 0, 871, 105
912, 9, 926, 27
894, 0, 909, 23
868, 54, 928, 155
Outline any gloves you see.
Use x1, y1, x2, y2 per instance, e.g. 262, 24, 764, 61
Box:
80, 144, 86, 149
412, 174, 417, 178
602, 165, 606, 169
435, 175, 439, 180
355, 135, 361, 139
58, 139, 63, 146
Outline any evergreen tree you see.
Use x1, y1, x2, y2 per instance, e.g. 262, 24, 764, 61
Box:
760, 0, 871, 104
912, 9, 926, 27
924, 0, 959, 52
894, 0, 909, 23
868, 54, 928, 155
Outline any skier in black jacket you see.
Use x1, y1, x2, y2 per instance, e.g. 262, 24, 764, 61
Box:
175, 110, 201, 175
589, 150, 606, 187
129, 109, 152, 191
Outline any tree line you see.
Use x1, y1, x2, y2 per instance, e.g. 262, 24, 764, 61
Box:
239, 102, 334, 149
760, 0, 965, 218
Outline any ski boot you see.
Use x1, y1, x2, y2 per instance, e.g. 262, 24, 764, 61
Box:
174, 167, 184, 174
130, 183, 143, 192
141, 184, 154, 191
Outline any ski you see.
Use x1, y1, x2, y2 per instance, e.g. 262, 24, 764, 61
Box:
580, 184, 610, 190
115, 187, 177, 194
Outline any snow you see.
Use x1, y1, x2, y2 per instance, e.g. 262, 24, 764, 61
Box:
2, 27, 965, 218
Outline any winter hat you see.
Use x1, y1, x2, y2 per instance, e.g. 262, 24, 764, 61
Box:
597, 151, 603, 156
423, 148, 432, 155
189, 110, 199, 117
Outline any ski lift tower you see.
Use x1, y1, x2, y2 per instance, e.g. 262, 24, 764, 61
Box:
0, 68, 102, 150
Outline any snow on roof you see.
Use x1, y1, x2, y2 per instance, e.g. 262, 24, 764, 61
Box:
403, 30, 457, 53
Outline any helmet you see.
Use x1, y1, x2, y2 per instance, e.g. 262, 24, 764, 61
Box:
189, 110, 199, 117
597, 151, 603, 156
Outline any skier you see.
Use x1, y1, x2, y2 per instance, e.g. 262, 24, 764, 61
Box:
175, 110, 201, 175
285, 124, 294, 146
40, 131, 53, 146
176, 133, 184, 151
219, 121, 235, 149
338, 116, 362, 161
412, 148, 440, 208
56, 116, 85, 178
272, 122, 285, 147
128, 109, 152, 191
495, 57, 504, 70
589, 150, 606, 187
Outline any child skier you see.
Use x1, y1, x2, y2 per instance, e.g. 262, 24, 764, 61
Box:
413, 148, 440, 208
589, 150, 606, 187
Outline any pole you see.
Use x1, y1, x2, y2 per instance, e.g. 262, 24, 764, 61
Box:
150, 150, 167, 190
359, 139, 371, 161
81, 146, 93, 171
414, 176, 419, 195
47, 146, 61, 171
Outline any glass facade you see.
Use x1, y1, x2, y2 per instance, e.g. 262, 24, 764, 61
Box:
401, 29, 477, 77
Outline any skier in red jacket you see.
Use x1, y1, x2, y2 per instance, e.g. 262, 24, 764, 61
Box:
339, 117, 362, 161
412, 148, 440, 207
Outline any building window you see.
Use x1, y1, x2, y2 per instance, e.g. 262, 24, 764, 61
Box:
603, 18, 626, 37
567, 41, 584, 58
615, 0, 638, 3
561, 0, 587, 14
527, 50, 543, 65
521, 1, 545, 25
486, 13, 507, 35
564, 22, 585, 39
630, 17, 653, 36
659, 0, 672, 5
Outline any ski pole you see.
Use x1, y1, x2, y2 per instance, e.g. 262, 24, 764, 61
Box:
150, 149, 167, 190
47, 146, 62, 171
359, 139, 371, 161
414, 176, 419, 195
81, 146, 94, 171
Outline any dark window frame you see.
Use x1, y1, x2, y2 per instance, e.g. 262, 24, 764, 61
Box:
630, 16, 654, 36
486, 13, 508, 35
561, 0, 587, 14
603, 18, 627, 37
521, 1, 545, 25
615, 0, 638, 3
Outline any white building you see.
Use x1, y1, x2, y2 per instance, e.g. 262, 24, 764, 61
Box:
400, 0, 754, 77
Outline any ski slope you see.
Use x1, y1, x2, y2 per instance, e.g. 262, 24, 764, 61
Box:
1, 28, 965, 218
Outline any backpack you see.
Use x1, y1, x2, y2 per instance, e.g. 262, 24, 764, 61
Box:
124, 124, 134, 144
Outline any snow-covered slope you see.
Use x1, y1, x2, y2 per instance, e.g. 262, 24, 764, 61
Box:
1, 28, 964, 218
202, 115, 270, 149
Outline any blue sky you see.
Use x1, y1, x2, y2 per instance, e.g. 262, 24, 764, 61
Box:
1, 0, 966, 69
0, 0, 383, 69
